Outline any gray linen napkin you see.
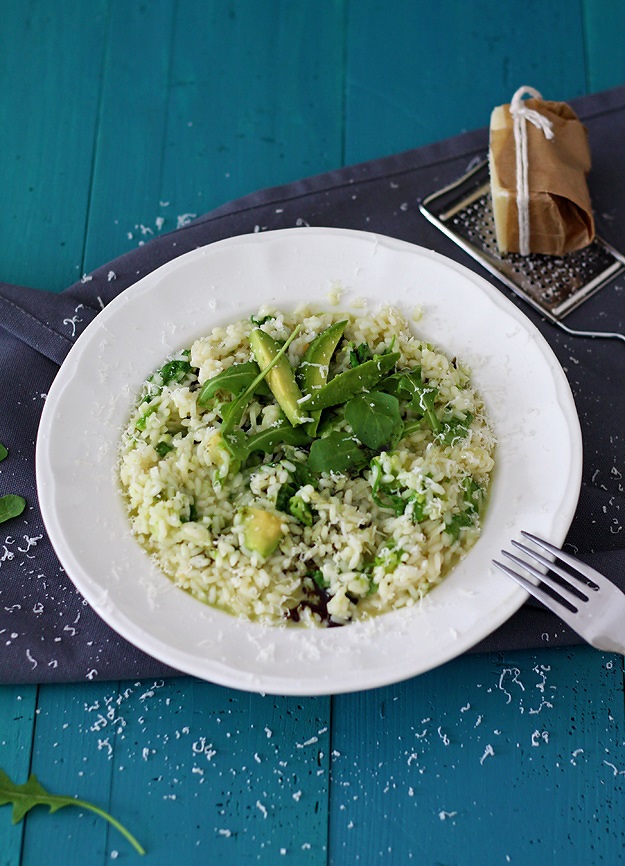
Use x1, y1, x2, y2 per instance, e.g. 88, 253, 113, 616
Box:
1, 86, 624, 683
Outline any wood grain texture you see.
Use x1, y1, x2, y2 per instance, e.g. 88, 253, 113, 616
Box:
0, 687, 38, 866
0, 0, 108, 291
82, 0, 345, 279
583, 0, 625, 92
344, 0, 589, 162
20, 679, 331, 864
329, 647, 625, 866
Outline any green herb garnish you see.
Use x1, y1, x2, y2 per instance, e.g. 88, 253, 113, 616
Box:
0, 769, 145, 855
344, 391, 403, 451
0, 443, 26, 524
307, 431, 371, 475
0, 495, 26, 524
158, 357, 192, 386
349, 342, 374, 367
155, 440, 174, 458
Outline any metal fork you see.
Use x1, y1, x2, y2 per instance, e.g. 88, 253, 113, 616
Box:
493, 531, 625, 655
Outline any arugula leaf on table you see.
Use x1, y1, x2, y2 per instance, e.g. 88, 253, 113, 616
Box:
0, 442, 26, 525
0, 495, 26, 524
0, 769, 145, 855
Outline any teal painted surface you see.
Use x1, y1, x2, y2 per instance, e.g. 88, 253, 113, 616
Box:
21, 680, 331, 863
0, 687, 37, 866
344, 0, 589, 162
330, 648, 625, 865
0, 0, 109, 292
0, 2, 624, 864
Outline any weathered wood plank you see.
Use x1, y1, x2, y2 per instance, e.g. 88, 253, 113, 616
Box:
0, 0, 109, 291
158, 0, 345, 225
329, 647, 625, 865
0, 686, 38, 866
344, 0, 588, 162
21, 679, 331, 864
583, 0, 625, 92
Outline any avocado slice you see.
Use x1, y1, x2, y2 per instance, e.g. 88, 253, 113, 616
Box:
249, 328, 307, 426
242, 506, 284, 558
297, 320, 348, 435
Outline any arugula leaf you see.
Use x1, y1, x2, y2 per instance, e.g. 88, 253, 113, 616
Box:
275, 483, 315, 525
0, 769, 145, 855
444, 478, 483, 540
445, 510, 475, 541
135, 402, 159, 431
0, 444, 26, 524
369, 457, 428, 521
369, 457, 406, 515
362, 539, 404, 578
436, 413, 473, 446
344, 391, 403, 451
158, 357, 192, 386
245, 423, 311, 456
462, 476, 483, 513
250, 313, 275, 325
276, 482, 297, 513
373, 540, 405, 573
220, 428, 248, 461
0, 495, 26, 524
309, 568, 330, 589
275, 457, 319, 523
222, 421, 311, 462
378, 367, 440, 433
307, 431, 370, 474
349, 342, 374, 367
291, 461, 317, 490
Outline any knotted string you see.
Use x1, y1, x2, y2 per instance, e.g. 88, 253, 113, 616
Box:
509, 86, 554, 255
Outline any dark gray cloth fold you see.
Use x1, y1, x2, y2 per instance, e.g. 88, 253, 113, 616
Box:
2, 85, 625, 684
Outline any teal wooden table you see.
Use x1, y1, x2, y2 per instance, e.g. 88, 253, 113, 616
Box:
2, 2, 625, 864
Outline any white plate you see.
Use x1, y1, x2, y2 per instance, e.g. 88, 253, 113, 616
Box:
36, 228, 582, 695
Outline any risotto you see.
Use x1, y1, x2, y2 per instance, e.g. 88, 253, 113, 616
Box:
118, 305, 495, 626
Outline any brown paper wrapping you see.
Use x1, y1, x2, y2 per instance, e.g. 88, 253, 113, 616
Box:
489, 98, 595, 255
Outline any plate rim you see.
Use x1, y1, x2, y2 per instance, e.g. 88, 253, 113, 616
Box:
36, 227, 583, 695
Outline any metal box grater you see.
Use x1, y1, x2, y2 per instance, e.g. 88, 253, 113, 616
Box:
419, 158, 625, 340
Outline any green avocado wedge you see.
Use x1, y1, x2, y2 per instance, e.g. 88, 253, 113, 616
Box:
249, 328, 307, 426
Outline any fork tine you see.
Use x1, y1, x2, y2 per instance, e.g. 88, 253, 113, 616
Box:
500, 549, 585, 610
492, 559, 581, 627
495, 534, 625, 655
521, 531, 605, 590
509, 541, 594, 600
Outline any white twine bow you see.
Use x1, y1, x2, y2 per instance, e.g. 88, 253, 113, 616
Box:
509, 86, 554, 255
